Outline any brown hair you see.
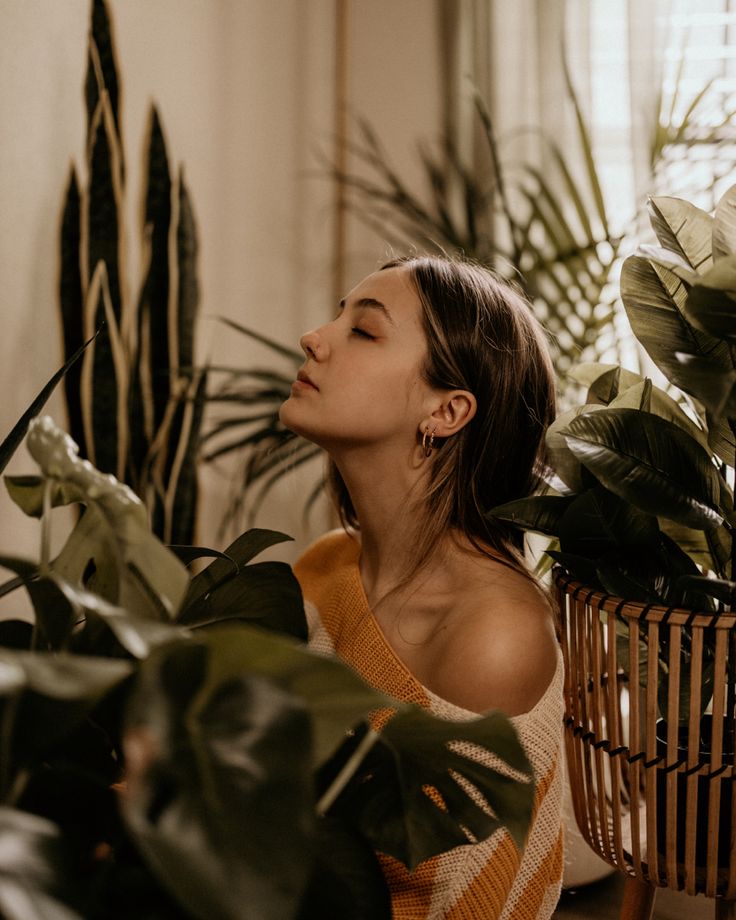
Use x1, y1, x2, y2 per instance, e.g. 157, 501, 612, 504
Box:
328, 255, 556, 577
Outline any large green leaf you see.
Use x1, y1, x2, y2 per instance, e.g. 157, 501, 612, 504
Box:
295, 817, 391, 920
684, 256, 736, 340
647, 196, 713, 272
320, 708, 534, 871
545, 405, 603, 492
621, 255, 733, 400
562, 408, 724, 531
0, 807, 82, 920
713, 182, 736, 259
0, 649, 132, 773
0, 557, 77, 651
122, 639, 315, 920
178, 561, 306, 640
557, 487, 660, 559
671, 353, 736, 420
21, 417, 188, 620
489, 494, 575, 536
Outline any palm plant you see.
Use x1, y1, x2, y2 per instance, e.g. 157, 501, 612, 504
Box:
59, 0, 204, 546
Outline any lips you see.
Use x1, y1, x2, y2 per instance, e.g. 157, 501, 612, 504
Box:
295, 370, 319, 391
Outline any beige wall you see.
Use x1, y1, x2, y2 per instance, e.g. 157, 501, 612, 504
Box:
0, 0, 442, 595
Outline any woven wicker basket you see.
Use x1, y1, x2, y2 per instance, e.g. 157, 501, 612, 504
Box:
555, 569, 736, 918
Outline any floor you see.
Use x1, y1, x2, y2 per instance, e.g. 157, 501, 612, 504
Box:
554, 872, 715, 919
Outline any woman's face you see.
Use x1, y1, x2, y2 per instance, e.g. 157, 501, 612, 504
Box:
279, 265, 436, 453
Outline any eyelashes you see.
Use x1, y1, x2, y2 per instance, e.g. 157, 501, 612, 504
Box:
351, 327, 375, 340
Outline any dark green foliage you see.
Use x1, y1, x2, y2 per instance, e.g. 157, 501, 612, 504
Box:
0, 412, 536, 917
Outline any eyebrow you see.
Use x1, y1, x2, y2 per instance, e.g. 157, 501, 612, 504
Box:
339, 296, 396, 325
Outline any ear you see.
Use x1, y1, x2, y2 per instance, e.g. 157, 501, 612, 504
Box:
423, 389, 477, 438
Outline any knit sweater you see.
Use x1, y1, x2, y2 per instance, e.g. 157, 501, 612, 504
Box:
294, 530, 564, 920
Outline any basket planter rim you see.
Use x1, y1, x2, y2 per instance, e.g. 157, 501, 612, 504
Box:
553, 565, 736, 628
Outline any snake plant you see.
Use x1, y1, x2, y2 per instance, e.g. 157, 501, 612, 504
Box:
59, 0, 204, 546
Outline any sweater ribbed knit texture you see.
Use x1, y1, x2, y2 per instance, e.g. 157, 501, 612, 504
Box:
294, 530, 564, 920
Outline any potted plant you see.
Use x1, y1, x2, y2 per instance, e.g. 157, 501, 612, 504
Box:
0, 402, 536, 918
491, 182, 736, 897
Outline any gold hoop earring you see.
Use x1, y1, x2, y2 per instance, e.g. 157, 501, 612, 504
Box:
422, 426, 436, 458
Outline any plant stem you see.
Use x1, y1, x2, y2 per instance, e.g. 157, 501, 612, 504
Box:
39, 476, 52, 576
316, 727, 381, 816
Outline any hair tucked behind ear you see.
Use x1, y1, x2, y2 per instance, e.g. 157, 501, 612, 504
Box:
328, 255, 556, 578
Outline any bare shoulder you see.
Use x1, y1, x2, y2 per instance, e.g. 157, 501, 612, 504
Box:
430, 558, 559, 717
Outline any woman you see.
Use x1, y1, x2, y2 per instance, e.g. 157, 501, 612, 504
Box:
280, 255, 563, 920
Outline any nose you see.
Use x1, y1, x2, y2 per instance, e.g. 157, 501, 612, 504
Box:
300, 328, 326, 361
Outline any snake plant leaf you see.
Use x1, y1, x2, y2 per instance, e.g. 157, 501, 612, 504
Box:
122, 640, 315, 920
558, 487, 661, 559
174, 169, 199, 376
621, 254, 733, 398
129, 105, 173, 475
647, 196, 713, 273
59, 167, 85, 455
164, 370, 207, 547
320, 706, 534, 870
712, 182, 736, 259
177, 561, 306, 640
85, 0, 122, 158
82, 262, 128, 479
0, 807, 83, 920
0, 648, 132, 766
562, 408, 724, 531
489, 494, 576, 536
0, 330, 97, 477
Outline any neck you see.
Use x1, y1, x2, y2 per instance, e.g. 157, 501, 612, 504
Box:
331, 442, 432, 603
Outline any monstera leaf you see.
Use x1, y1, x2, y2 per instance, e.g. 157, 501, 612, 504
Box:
319, 708, 534, 871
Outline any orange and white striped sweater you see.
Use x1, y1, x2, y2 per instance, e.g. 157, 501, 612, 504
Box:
294, 530, 564, 920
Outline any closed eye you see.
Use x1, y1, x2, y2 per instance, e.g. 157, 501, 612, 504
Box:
351, 327, 375, 340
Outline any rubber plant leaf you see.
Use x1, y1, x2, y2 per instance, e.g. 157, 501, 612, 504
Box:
562, 408, 725, 531
557, 486, 660, 560
545, 405, 604, 493
712, 182, 736, 259
683, 256, 736, 341
620, 254, 733, 400
671, 353, 736, 420
595, 532, 714, 610
320, 706, 534, 871
0, 806, 83, 920
489, 494, 576, 537
121, 639, 314, 920
647, 196, 713, 272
